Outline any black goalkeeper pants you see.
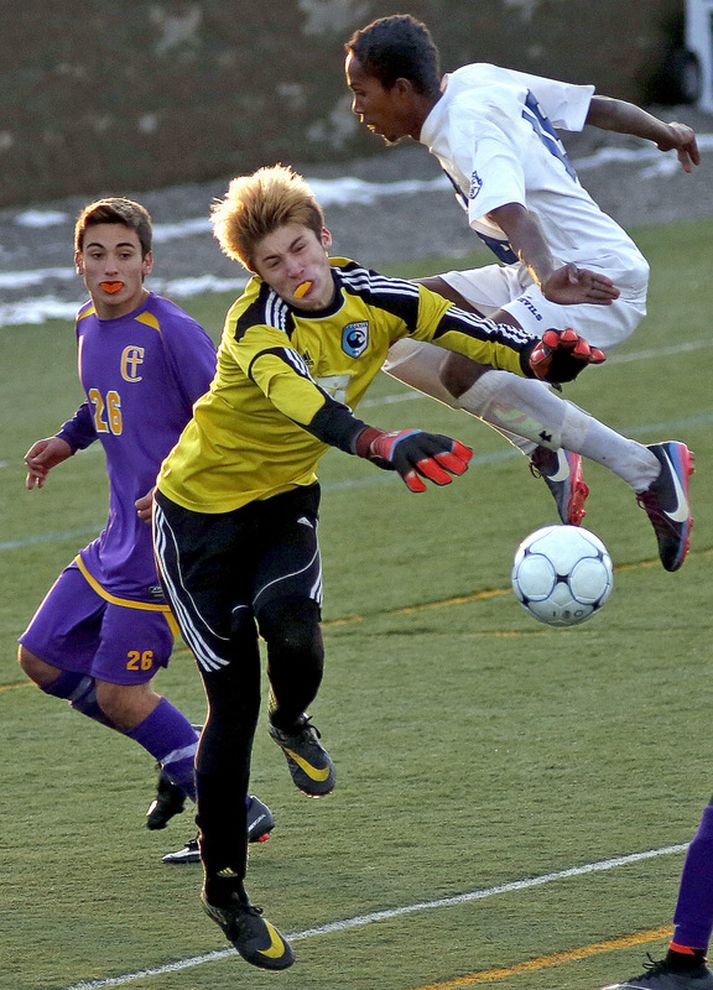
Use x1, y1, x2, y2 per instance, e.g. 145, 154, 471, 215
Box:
153, 485, 324, 889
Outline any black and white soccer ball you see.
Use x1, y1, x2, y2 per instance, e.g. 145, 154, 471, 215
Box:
511, 524, 614, 627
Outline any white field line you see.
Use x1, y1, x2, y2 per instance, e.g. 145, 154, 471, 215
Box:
58, 841, 688, 990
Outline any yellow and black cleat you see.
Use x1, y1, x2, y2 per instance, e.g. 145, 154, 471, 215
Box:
201, 891, 295, 970
268, 715, 335, 797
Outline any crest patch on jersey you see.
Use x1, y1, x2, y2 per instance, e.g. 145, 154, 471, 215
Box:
341, 321, 369, 358
469, 170, 483, 200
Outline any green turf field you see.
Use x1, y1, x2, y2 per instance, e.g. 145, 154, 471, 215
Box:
1, 218, 711, 990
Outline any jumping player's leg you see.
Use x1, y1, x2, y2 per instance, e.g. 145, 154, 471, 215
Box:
195, 613, 261, 901
430, 265, 646, 453
385, 266, 650, 523
250, 485, 334, 797
153, 491, 257, 892
153, 489, 293, 968
385, 270, 585, 519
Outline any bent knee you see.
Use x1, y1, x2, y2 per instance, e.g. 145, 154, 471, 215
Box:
17, 645, 58, 687
439, 351, 488, 398
257, 598, 323, 658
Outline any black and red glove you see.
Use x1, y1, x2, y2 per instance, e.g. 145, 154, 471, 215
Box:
523, 328, 606, 383
355, 427, 473, 493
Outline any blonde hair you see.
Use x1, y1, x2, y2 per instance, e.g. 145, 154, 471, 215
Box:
210, 164, 325, 271
74, 198, 152, 257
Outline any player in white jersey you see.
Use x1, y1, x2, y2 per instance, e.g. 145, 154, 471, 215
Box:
344, 14, 700, 527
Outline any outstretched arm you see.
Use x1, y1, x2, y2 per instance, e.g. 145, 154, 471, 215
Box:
242, 328, 473, 493
585, 95, 700, 173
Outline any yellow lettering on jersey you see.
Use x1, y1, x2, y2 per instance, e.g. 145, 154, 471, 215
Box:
121, 346, 145, 382
88, 387, 123, 436
126, 650, 155, 671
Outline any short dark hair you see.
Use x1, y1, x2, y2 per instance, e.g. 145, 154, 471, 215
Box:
345, 14, 441, 97
74, 198, 152, 257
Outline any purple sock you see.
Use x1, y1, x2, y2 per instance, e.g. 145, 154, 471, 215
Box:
672, 805, 713, 950
126, 697, 198, 801
42, 670, 113, 727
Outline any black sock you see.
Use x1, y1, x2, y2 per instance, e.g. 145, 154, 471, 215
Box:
666, 946, 708, 972
203, 873, 249, 907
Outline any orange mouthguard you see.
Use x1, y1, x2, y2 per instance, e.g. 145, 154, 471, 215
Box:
294, 280, 312, 299
100, 281, 124, 294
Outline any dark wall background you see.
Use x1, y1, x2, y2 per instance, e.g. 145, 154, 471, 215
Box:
1, 0, 681, 207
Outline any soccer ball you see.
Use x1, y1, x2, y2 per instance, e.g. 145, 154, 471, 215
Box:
511, 525, 614, 627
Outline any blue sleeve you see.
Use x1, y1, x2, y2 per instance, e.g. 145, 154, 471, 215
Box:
56, 402, 98, 451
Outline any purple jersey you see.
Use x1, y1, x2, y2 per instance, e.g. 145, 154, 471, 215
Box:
57, 292, 216, 600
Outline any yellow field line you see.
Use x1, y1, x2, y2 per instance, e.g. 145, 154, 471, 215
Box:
0, 680, 31, 694
410, 925, 671, 989
323, 545, 713, 629
3, 547, 710, 691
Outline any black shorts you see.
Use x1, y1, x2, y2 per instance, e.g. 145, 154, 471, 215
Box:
153, 485, 322, 673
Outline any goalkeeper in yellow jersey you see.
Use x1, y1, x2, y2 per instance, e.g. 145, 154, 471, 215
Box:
151, 163, 606, 970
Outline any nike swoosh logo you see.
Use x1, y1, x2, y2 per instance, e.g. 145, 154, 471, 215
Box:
546, 459, 570, 483
259, 920, 290, 959
284, 746, 331, 781
661, 449, 690, 523
538, 449, 573, 484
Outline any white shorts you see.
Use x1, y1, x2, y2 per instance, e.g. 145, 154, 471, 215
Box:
439, 257, 650, 350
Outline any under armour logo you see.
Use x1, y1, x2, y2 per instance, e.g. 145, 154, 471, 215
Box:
538, 431, 553, 443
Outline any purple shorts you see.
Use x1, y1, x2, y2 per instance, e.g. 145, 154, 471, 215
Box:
19, 561, 176, 685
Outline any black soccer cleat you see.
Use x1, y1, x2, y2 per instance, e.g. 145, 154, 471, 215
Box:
162, 795, 275, 864
245, 794, 275, 844
529, 446, 589, 525
636, 441, 694, 572
146, 765, 186, 830
601, 953, 713, 988
200, 890, 294, 970
268, 714, 335, 797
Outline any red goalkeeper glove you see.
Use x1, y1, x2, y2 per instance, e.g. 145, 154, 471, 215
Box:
524, 328, 606, 383
355, 427, 473, 493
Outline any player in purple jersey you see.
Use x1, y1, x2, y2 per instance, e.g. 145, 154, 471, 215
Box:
602, 799, 713, 989
344, 14, 698, 542
18, 197, 273, 857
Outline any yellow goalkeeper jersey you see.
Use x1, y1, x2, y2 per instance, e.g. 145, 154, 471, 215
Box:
157, 258, 532, 513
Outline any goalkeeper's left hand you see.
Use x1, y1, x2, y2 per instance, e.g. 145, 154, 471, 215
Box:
355, 427, 473, 493
523, 328, 606, 383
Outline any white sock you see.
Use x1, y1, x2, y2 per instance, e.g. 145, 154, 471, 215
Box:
456, 370, 659, 491
455, 371, 558, 455
384, 341, 536, 453
570, 409, 659, 491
